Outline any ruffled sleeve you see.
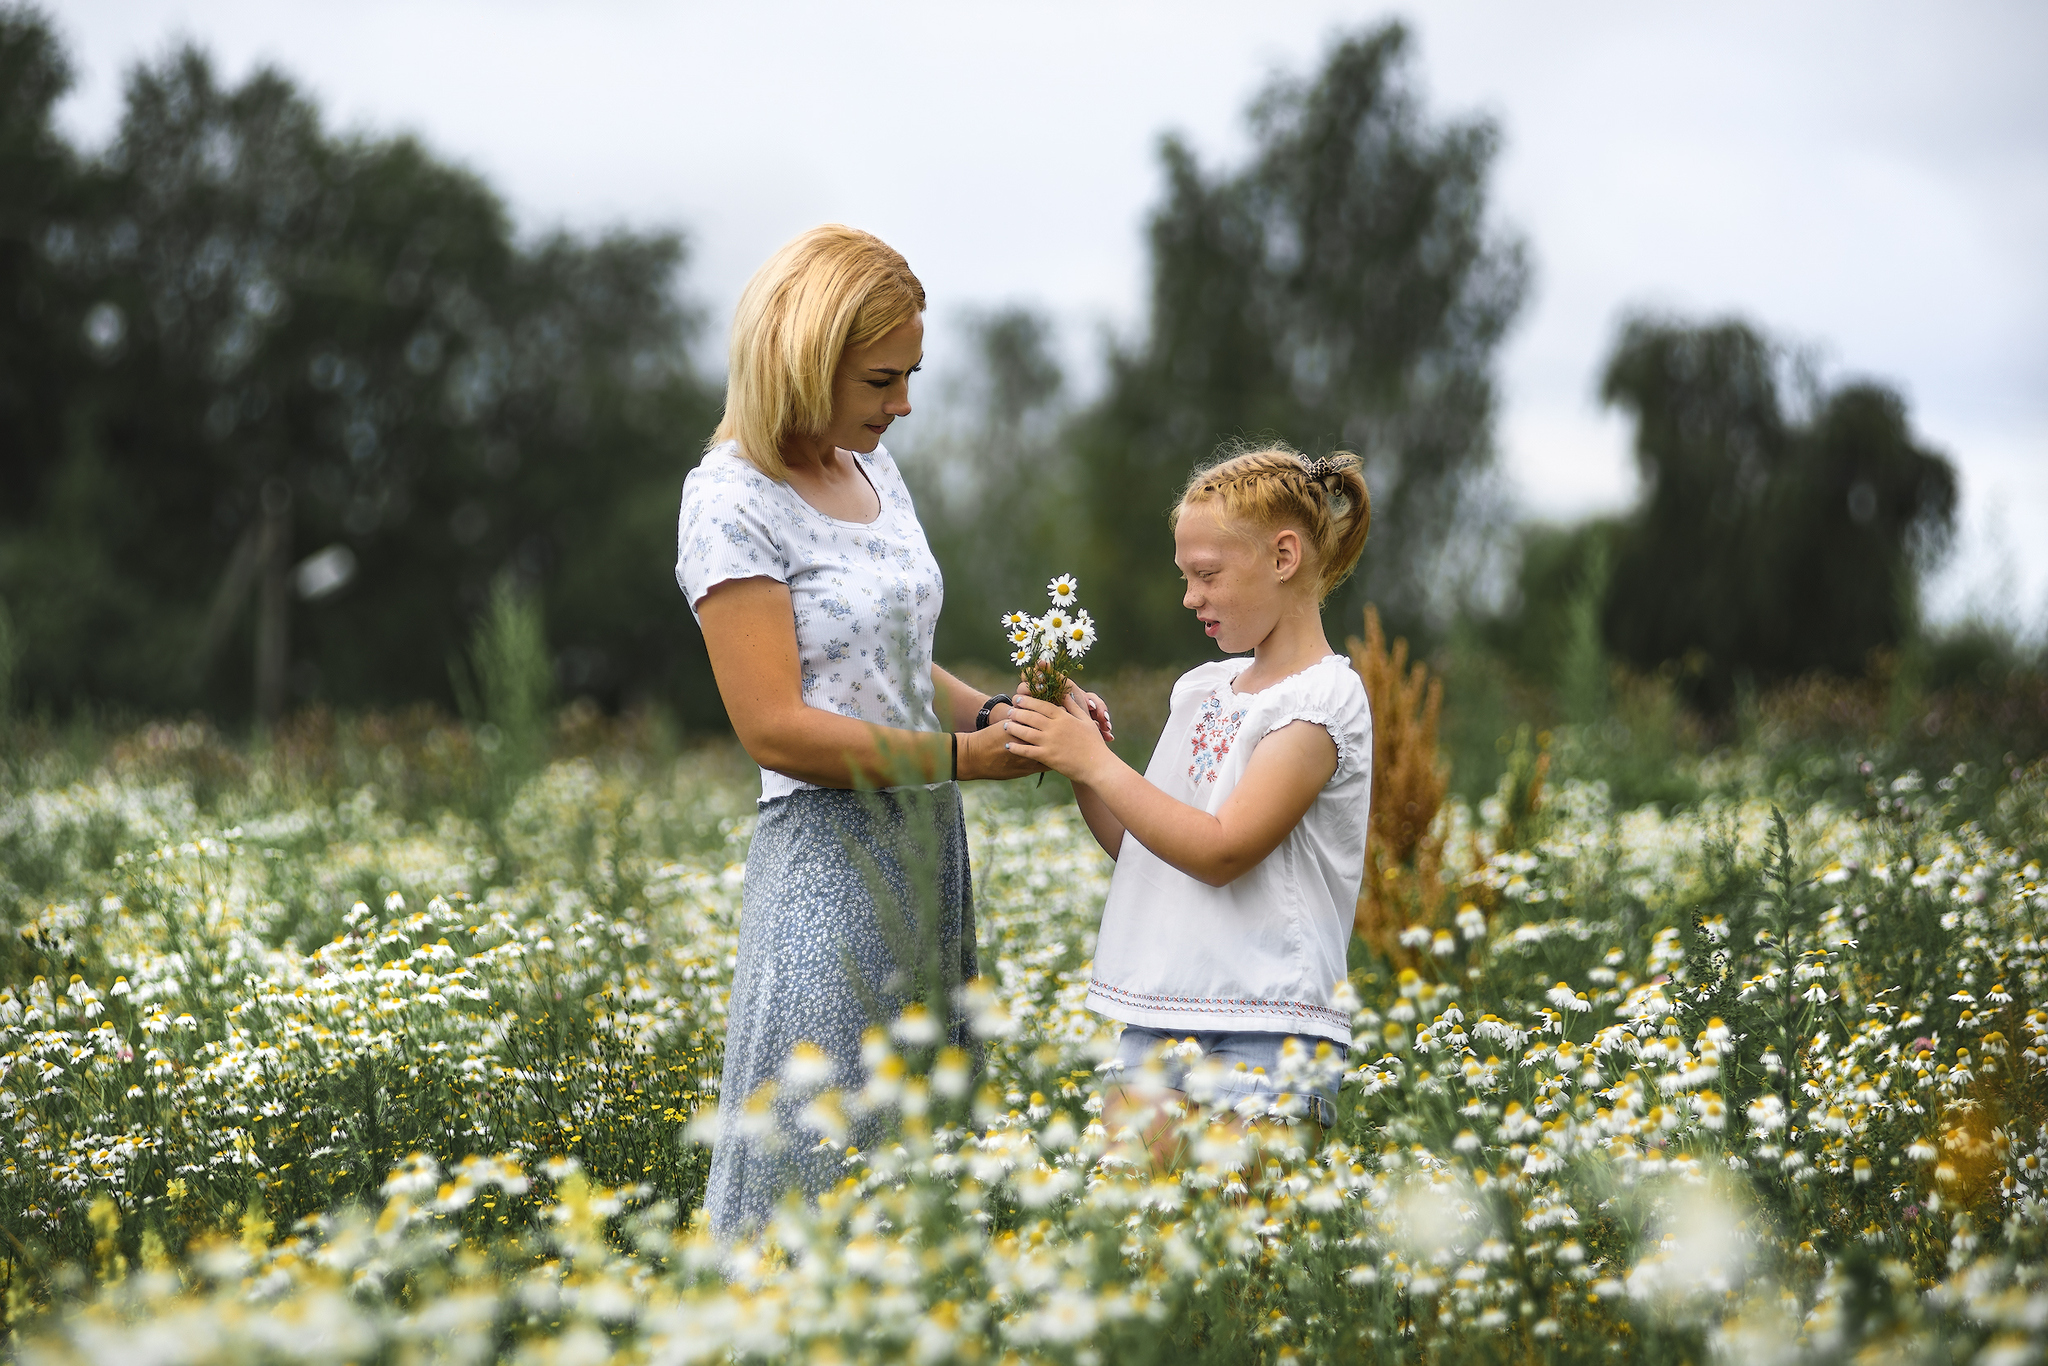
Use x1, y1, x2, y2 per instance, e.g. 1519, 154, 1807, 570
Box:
1251, 656, 1373, 784
675, 448, 792, 619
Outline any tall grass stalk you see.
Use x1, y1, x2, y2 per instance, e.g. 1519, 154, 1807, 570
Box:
1559, 539, 1610, 726
0, 595, 16, 729
451, 574, 554, 810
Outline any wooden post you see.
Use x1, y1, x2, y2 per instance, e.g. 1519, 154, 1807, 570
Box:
254, 478, 291, 726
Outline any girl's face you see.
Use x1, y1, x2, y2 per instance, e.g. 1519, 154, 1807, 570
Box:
826, 314, 924, 454
1173, 505, 1306, 654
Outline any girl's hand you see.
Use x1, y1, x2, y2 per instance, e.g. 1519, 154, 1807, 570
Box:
1017, 677, 1115, 744
1003, 691, 1111, 783
1076, 688, 1115, 744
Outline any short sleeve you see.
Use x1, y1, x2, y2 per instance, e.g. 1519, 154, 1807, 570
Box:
675, 451, 791, 618
1253, 658, 1372, 783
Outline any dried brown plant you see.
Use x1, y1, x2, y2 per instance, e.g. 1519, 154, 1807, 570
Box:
1349, 606, 1451, 972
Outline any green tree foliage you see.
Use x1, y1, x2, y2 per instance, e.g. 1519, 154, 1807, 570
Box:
1599, 315, 1958, 708
896, 307, 1074, 667
0, 9, 93, 663
1481, 519, 1620, 699
0, 9, 720, 724
1063, 21, 1527, 666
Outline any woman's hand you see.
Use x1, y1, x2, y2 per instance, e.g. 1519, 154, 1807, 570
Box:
958, 722, 1043, 781
1002, 691, 1113, 785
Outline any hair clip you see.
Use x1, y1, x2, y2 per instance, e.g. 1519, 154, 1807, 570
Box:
1302, 457, 1339, 480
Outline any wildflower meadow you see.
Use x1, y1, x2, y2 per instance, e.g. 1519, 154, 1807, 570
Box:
2, 695, 2045, 1364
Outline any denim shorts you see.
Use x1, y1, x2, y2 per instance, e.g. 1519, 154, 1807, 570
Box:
1108, 1026, 1348, 1127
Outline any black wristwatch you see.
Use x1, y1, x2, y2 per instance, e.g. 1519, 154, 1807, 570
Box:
974, 694, 1012, 730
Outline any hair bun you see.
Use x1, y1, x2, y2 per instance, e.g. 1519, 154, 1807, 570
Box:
1176, 441, 1370, 602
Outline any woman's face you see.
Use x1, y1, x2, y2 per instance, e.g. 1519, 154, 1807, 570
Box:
826, 314, 924, 454
1174, 505, 1304, 654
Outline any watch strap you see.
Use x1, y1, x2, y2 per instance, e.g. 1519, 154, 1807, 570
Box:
974, 693, 1012, 730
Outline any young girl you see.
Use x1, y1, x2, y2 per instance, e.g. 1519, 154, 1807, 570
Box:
1003, 445, 1372, 1153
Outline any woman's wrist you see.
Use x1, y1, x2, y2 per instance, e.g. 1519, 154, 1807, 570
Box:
958, 724, 1014, 781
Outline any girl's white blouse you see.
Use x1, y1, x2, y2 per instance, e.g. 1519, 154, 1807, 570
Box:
675, 441, 945, 804
1086, 654, 1373, 1045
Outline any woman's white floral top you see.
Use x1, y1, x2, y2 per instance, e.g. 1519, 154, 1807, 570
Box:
676, 441, 945, 804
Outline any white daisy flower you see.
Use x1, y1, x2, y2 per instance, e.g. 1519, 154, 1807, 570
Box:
1545, 981, 1590, 1012
1001, 610, 1031, 630
1011, 645, 1034, 667
1047, 573, 1078, 607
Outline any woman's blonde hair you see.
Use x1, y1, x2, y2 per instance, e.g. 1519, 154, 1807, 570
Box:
711, 225, 926, 481
1173, 443, 1373, 602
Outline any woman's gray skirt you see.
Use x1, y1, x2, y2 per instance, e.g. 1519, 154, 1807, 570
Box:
703, 782, 976, 1238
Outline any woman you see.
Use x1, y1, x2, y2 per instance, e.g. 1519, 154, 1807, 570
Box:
675, 225, 1106, 1235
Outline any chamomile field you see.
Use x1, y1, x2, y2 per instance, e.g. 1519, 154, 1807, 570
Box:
1, 712, 2044, 1364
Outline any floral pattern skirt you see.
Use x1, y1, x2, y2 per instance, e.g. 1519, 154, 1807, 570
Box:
703, 783, 977, 1238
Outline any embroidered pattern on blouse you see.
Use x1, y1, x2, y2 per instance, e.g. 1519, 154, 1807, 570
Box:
1086, 979, 1350, 1033
1186, 689, 1248, 785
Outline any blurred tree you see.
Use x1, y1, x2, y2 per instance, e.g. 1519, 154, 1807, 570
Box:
1598, 315, 1957, 708
0, 11, 721, 725
1063, 21, 1527, 667
1479, 519, 1620, 697
0, 7, 91, 604
897, 306, 1075, 670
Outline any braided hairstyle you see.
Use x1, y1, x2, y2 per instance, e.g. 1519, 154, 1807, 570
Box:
1173, 443, 1373, 602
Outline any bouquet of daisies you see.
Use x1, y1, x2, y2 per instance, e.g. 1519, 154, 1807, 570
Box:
1001, 573, 1096, 705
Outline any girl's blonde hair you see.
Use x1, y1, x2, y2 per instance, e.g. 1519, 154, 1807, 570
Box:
1173, 444, 1373, 601
711, 225, 926, 481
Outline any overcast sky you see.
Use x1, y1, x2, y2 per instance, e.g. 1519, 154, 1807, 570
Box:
51, 1, 2048, 629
